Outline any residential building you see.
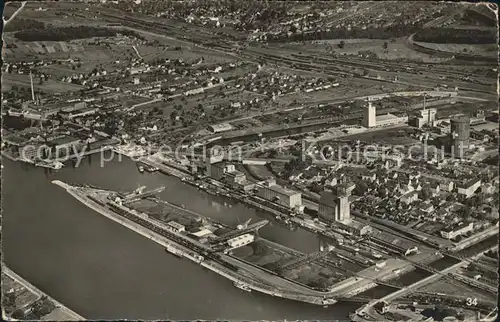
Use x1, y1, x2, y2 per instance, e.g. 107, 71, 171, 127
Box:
482, 183, 495, 194
439, 180, 454, 192
400, 191, 419, 204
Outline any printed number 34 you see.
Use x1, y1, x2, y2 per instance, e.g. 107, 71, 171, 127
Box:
466, 298, 477, 306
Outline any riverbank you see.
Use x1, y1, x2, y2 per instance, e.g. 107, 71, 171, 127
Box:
2, 155, 356, 319
2, 264, 84, 321
52, 180, 342, 306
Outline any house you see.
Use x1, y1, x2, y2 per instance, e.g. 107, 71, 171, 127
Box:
482, 183, 495, 194
362, 171, 377, 182
418, 201, 434, 214
430, 182, 440, 196
399, 184, 414, 196
439, 180, 454, 192
401, 191, 419, 204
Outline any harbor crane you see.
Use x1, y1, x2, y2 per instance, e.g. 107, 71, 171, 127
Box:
212, 220, 269, 244
276, 249, 335, 274
122, 186, 166, 203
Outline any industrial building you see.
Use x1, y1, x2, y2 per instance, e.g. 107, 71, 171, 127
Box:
318, 181, 353, 223
362, 100, 407, 128
412, 107, 437, 128
208, 123, 233, 133
60, 107, 99, 120
457, 178, 481, 198
223, 165, 247, 187
440, 222, 474, 239
167, 221, 186, 233
362, 100, 376, 128
227, 233, 254, 249
449, 115, 470, 154
375, 113, 408, 127
49, 136, 83, 158
204, 152, 225, 177
256, 178, 302, 209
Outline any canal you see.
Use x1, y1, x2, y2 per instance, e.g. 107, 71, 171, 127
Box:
2, 154, 358, 320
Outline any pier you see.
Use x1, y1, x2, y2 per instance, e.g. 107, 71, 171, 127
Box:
52, 180, 401, 306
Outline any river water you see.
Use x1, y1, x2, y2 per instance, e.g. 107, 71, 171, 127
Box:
2, 154, 357, 320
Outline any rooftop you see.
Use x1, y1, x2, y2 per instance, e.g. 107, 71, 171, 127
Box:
267, 183, 301, 197
49, 135, 81, 147
376, 113, 402, 122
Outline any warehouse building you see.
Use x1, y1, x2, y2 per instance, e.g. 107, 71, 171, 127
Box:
440, 222, 474, 239
227, 233, 255, 249
208, 123, 233, 133
256, 179, 302, 209
167, 221, 186, 233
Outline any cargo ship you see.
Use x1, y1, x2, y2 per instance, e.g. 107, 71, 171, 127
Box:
164, 244, 183, 258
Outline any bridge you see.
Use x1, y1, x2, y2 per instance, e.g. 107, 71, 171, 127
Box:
212, 220, 269, 244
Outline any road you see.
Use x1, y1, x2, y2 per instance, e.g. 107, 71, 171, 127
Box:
126, 98, 162, 111
3, 1, 27, 27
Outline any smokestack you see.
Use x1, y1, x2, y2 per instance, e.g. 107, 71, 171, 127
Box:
30, 70, 36, 103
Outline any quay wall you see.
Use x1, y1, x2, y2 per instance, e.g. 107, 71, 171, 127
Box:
52, 181, 332, 306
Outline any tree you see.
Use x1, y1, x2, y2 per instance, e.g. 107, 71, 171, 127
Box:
11, 309, 24, 319
170, 110, 178, 121
338, 40, 345, 49
420, 187, 432, 200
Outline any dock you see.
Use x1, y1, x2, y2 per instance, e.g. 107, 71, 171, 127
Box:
52, 180, 386, 306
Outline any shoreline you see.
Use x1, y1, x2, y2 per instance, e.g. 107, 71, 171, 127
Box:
52, 180, 345, 306
2, 264, 84, 321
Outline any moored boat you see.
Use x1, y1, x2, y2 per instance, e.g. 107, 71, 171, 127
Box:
233, 281, 251, 292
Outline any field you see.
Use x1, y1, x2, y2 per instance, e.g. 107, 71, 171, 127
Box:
413, 41, 497, 57
3, 2, 22, 20
1, 73, 83, 93
285, 38, 453, 63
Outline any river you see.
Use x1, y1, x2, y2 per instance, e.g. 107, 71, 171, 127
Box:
2, 154, 358, 320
